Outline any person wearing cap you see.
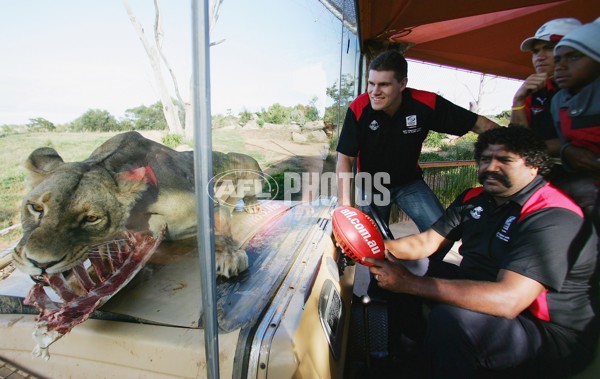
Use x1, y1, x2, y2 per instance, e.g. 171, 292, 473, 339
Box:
551, 17, 600, 221
511, 17, 582, 149
512, 18, 596, 215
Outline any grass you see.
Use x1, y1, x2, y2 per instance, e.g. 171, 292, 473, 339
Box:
212, 129, 265, 163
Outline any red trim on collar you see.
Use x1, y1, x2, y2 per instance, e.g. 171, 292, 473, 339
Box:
518, 182, 583, 223
349, 92, 370, 121
462, 187, 484, 203
408, 88, 437, 110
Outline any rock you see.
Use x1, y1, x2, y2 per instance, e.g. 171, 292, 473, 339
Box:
307, 130, 329, 143
175, 144, 193, 152
303, 120, 326, 130
291, 132, 308, 143
242, 119, 261, 129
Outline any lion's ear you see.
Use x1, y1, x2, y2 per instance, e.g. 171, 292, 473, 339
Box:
24, 147, 65, 188
114, 166, 150, 206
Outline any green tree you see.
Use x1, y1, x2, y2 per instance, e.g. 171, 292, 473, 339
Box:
305, 96, 320, 122
26, 117, 56, 131
238, 109, 253, 126
324, 74, 356, 126
125, 101, 168, 130
70, 109, 121, 132
291, 106, 306, 126
259, 103, 292, 124
291, 99, 320, 125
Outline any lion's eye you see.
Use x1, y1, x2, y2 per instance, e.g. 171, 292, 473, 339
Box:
84, 215, 101, 224
27, 203, 44, 215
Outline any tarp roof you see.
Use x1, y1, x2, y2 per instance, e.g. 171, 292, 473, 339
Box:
355, 0, 599, 79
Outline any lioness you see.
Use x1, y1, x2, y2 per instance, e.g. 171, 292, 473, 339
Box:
13, 131, 263, 279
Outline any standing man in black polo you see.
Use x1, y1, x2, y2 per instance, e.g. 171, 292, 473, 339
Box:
368, 126, 599, 378
336, 50, 497, 274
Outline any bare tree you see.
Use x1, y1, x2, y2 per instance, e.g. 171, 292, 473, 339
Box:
122, 0, 224, 139
465, 73, 497, 114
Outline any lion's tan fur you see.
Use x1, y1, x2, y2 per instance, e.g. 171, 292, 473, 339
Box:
13, 131, 262, 278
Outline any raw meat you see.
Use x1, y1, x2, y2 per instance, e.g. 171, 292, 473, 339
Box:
24, 229, 164, 360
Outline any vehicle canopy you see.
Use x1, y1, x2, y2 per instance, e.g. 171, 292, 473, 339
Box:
326, 0, 598, 79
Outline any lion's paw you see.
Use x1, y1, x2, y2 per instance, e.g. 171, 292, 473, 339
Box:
243, 201, 261, 214
215, 248, 248, 278
215, 235, 248, 278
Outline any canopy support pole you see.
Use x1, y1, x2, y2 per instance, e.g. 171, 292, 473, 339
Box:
191, 0, 220, 378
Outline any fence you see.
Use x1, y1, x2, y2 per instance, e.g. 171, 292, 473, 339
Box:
420, 160, 478, 208
393, 160, 478, 222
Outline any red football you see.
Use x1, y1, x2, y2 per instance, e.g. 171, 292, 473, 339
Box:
332, 206, 385, 266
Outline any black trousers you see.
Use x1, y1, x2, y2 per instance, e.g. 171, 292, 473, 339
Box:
368, 261, 585, 378
424, 303, 543, 378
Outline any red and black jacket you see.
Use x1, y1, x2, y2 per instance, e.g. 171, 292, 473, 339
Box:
432, 177, 598, 335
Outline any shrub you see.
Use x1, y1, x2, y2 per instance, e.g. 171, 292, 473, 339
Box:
70, 109, 122, 132
423, 131, 447, 149
419, 152, 445, 162
259, 103, 292, 125
238, 110, 253, 126
124, 102, 168, 130
212, 114, 239, 129
162, 134, 183, 148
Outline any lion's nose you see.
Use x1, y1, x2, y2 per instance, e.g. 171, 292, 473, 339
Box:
27, 257, 62, 269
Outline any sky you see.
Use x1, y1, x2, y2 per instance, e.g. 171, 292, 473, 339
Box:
1, 0, 522, 126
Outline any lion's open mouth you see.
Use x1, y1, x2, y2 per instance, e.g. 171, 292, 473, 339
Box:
23, 229, 164, 360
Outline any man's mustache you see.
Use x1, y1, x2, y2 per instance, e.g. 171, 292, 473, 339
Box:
478, 172, 512, 187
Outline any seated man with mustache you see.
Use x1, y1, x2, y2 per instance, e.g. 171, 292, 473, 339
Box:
367, 126, 599, 378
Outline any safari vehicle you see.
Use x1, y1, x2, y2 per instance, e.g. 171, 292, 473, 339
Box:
0, 197, 353, 378
1, 0, 599, 378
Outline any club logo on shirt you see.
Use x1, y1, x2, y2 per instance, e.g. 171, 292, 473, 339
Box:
531, 106, 544, 115
406, 115, 417, 127
402, 115, 422, 134
470, 206, 483, 219
369, 120, 380, 131
496, 215, 516, 242
501, 216, 516, 233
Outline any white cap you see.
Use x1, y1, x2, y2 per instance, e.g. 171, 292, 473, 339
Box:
555, 18, 600, 63
520, 18, 582, 51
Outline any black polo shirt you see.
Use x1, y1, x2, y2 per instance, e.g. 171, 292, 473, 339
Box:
432, 177, 599, 342
336, 88, 477, 187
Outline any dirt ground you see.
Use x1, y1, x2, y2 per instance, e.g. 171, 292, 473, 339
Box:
231, 128, 336, 175
228, 128, 338, 202
148, 128, 335, 177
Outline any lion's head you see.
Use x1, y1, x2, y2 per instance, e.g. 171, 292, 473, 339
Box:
12, 146, 150, 277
